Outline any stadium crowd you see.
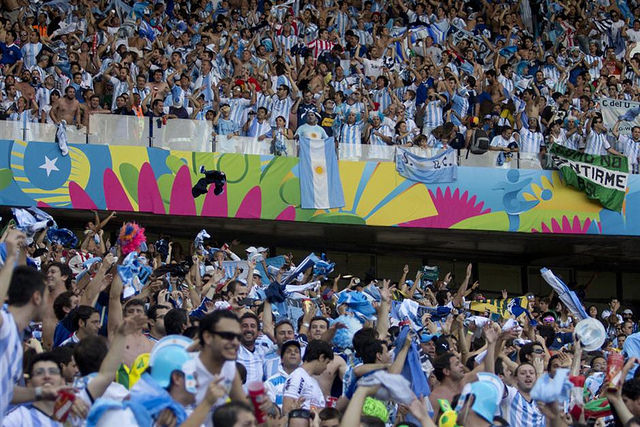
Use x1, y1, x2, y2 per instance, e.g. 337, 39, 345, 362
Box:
0, 0, 639, 168
2, 0, 640, 425
0, 206, 639, 427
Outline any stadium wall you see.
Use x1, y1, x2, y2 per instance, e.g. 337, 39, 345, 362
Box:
1, 139, 639, 236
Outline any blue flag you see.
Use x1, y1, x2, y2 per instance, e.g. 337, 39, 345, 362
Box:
395, 147, 457, 183
299, 136, 345, 209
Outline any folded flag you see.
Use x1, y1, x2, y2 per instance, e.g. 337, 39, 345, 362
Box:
531, 368, 572, 403
549, 144, 628, 211
336, 291, 377, 321
56, 120, 69, 156
540, 267, 588, 321
46, 227, 78, 248
394, 326, 430, 399
194, 229, 210, 252
395, 147, 457, 183
12, 208, 53, 244
298, 135, 345, 209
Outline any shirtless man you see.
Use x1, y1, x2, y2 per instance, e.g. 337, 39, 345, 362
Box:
147, 69, 168, 94
16, 69, 36, 101
83, 95, 110, 128
306, 317, 347, 400
108, 274, 154, 367
428, 323, 498, 413
485, 70, 506, 105
50, 86, 81, 126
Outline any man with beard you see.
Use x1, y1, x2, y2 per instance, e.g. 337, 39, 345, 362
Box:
237, 312, 269, 386
429, 323, 498, 410
502, 363, 546, 427
145, 304, 170, 343
195, 310, 249, 427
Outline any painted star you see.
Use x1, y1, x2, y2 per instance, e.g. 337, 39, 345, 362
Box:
39, 155, 59, 177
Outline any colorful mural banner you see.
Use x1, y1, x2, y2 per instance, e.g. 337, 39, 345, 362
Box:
1, 139, 640, 236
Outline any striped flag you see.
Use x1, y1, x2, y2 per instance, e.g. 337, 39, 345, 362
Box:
298, 136, 345, 209
540, 267, 588, 321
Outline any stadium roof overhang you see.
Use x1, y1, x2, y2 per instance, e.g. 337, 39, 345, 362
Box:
16, 208, 640, 273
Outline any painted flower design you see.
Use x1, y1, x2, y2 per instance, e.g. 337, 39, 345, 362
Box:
531, 216, 600, 234
401, 187, 491, 229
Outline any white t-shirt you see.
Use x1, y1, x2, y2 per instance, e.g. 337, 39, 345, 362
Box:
283, 366, 325, 411
194, 354, 237, 427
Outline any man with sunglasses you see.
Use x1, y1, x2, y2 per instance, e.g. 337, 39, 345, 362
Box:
195, 310, 250, 427
585, 112, 622, 156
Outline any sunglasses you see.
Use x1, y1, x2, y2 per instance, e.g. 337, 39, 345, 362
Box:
211, 331, 242, 341
532, 348, 544, 354
32, 367, 61, 377
289, 409, 311, 419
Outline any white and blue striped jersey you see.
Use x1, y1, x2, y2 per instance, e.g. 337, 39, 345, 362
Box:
270, 95, 295, 127
371, 88, 393, 113
21, 43, 42, 69
498, 75, 515, 97
256, 92, 273, 112
247, 118, 273, 139
423, 99, 443, 128
223, 97, 252, 126
109, 76, 130, 111
0, 309, 22, 423
585, 131, 611, 155
519, 127, 545, 153
503, 386, 546, 427
368, 124, 392, 145
3, 404, 63, 427
331, 78, 350, 94
277, 34, 299, 55
36, 86, 54, 109
265, 366, 292, 410
132, 86, 151, 102
451, 93, 469, 126
263, 350, 281, 380
542, 65, 561, 85
619, 135, 640, 169
340, 122, 361, 145
585, 55, 603, 80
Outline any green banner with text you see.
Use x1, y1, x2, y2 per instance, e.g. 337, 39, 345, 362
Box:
550, 144, 628, 211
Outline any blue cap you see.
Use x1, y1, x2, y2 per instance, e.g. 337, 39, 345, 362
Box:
149, 335, 196, 393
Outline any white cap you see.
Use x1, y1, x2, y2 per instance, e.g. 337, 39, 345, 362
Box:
253, 269, 261, 276
245, 246, 257, 253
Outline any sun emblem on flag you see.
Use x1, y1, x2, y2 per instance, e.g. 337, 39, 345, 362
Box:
315, 165, 325, 174
310, 132, 319, 139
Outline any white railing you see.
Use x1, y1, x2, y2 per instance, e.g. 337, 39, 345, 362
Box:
0, 116, 554, 170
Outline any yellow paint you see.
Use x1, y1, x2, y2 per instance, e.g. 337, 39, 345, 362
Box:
11, 152, 24, 159
522, 173, 602, 215
366, 183, 437, 226
108, 146, 151, 210
338, 161, 366, 212
353, 162, 403, 217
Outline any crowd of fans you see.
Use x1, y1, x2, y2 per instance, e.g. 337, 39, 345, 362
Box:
0, 0, 639, 167
1, 207, 640, 427
2, 0, 640, 425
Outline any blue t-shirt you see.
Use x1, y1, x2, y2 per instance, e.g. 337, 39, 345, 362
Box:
0, 43, 22, 65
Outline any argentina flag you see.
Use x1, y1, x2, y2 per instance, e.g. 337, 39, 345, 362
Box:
395, 147, 457, 183
540, 268, 588, 321
299, 136, 345, 209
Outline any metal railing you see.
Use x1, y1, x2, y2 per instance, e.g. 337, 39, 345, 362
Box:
0, 115, 550, 169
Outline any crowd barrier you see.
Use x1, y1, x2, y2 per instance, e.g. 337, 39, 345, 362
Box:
0, 115, 554, 170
